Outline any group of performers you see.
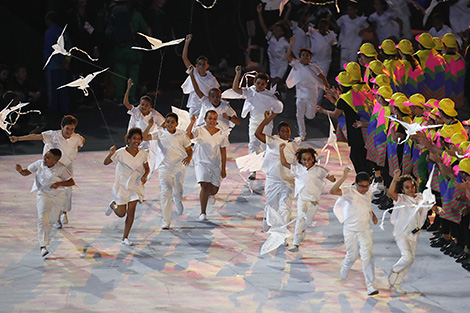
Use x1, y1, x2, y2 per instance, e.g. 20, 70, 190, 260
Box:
9, 30, 470, 297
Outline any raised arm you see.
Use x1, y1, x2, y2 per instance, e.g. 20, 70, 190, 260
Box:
10, 133, 43, 143
186, 115, 197, 139
330, 167, 351, 195
220, 146, 227, 178
286, 36, 295, 63
103, 145, 116, 165
257, 3, 269, 36
182, 34, 193, 69
279, 143, 291, 169
123, 78, 134, 110
387, 169, 401, 201
15, 164, 31, 176
188, 65, 204, 99
232, 65, 243, 95
255, 111, 277, 143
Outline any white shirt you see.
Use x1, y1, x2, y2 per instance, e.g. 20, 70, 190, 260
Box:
290, 21, 310, 58
111, 147, 149, 190
266, 31, 290, 72
181, 69, 220, 111
42, 130, 84, 169
192, 126, 230, 166
291, 164, 328, 201
127, 106, 164, 150
369, 10, 399, 42
286, 59, 322, 100
337, 14, 369, 50
241, 86, 283, 123
149, 128, 191, 169
308, 28, 337, 65
28, 160, 71, 196
391, 193, 429, 237
262, 134, 297, 182
334, 185, 372, 231
196, 99, 237, 131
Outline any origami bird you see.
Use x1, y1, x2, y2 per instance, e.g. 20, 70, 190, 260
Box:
57, 68, 108, 96
320, 114, 342, 166
132, 33, 185, 51
0, 101, 40, 135
387, 115, 442, 145
235, 152, 265, 173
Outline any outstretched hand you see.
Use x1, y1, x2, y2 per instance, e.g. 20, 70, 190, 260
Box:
235, 65, 242, 74
109, 145, 116, 155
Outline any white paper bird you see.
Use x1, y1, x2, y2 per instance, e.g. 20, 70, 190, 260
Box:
236, 152, 265, 173
171, 106, 191, 130
132, 33, 185, 51
0, 101, 40, 135
57, 68, 108, 96
387, 115, 442, 145
43, 25, 98, 70
320, 114, 342, 166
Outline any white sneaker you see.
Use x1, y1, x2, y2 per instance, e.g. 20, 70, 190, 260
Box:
40, 247, 49, 257
121, 238, 134, 246
248, 172, 256, 180
390, 284, 407, 295
209, 195, 216, 205
288, 245, 299, 252
60, 212, 68, 225
105, 201, 116, 216
161, 222, 170, 230
388, 270, 399, 287
367, 286, 379, 296
175, 202, 184, 215
262, 218, 270, 232
340, 266, 349, 280
53, 220, 62, 229
198, 213, 207, 221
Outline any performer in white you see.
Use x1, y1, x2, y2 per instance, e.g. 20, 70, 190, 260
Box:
143, 113, 192, 229
10, 115, 84, 229
255, 111, 298, 231
330, 167, 379, 296
181, 34, 220, 117
16, 149, 75, 257
280, 144, 335, 252
286, 36, 328, 140
104, 128, 150, 246
187, 110, 229, 221
387, 169, 436, 294
232, 66, 283, 180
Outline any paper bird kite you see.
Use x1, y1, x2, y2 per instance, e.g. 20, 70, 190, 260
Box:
387, 115, 442, 145
171, 106, 191, 130
0, 101, 40, 135
57, 68, 108, 96
43, 24, 98, 70
235, 152, 265, 173
132, 33, 184, 51
320, 114, 342, 166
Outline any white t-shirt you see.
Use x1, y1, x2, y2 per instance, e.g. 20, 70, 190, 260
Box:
308, 28, 337, 65
111, 147, 149, 189
196, 98, 237, 131
149, 128, 191, 169
127, 106, 165, 150
290, 21, 310, 58
337, 14, 369, 50
391, 193, 428, 237
369, 10, 399, 42
334, 185, 372, 231
241, 86, 283, 123
291, 164, 328, 201
192, 126, 230, 166
42, 130, 84, 169
28, 160, 71, 196
262, 134, 297, 182
181, 69, 220, 111
266, 31, 290, 78
286, 59, 322, 100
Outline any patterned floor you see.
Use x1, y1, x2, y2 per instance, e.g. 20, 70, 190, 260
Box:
0, 140, 468, 312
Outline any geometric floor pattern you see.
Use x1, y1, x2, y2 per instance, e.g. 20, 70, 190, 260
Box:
1, 140, 469, 312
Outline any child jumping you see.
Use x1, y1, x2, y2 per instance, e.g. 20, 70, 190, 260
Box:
104, 128, 150, 246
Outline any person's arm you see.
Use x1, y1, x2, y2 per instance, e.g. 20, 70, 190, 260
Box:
123, 78, 134, 110
220, 146, 227, 178
10, 133, 43, 143
427, 151, 457, 181
387, 169, 401, 201
282, 2, 293, 27
316, 105, 343, 119
141, 162, 150, 184
232, 65, 243, 95
330, 167, 351, 195
222, 112, 241, 125
279, 143, 291, 169
257, 3, 269, 36
186, 115, 196, 139
50, 178, 75, 189
371, 211, 378, 224
255, 111, 277, 143
77, 135, 85, 152
286, 36, 295, 63
15, 164, 31, 176
182, 34, 193, 69
182, 146, 193, 165
142, 118, 154, 141
103, 145, 116, 165
188, 65, 204, 99
317, 72, 329, 89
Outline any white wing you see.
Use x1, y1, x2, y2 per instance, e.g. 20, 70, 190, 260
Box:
266, 205, 285, 228
134, 33, 184, 50
57, 79, 85, 89
171, 106, 191, 130
221, 88, 246, 99
85, 68, 109, 83
260, 229, 288, 255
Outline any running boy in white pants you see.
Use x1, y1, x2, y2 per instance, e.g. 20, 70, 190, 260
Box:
330, 167, 379, 296
16, 149, 75, 257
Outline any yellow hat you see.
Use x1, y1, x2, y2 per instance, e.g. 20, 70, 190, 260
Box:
392, 96, 412, 115
459, 141, 470, 153
367, 60, 389, 76
358, 43, 378, 57
370, 74, 391, 87
403, 93, 425, 108
442, 33, 458, 48
391, 92, 407, 101
344, 62, 362, 81
397, 39, 414, 55
424, 108, 439, 120
335, 71, 354, 87
433, 37, 444, 50
439, 98, 458, 117
424, 99, 439, 110
380, 39, 397, 55
459, 158, 470, 174
376, 86, 393, 101
445, 133, 467, 145
416, 33, 435, 49
441, 123, 464, 139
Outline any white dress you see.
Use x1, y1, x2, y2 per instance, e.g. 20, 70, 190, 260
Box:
265, 31, 290, 78
181, 69, 220, 116
111, 147, 149, 205
192, 126, 230, 187
196, 98, 237, 132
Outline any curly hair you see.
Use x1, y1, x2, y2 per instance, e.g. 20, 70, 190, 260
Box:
125, 127, 143, 142
295, 147, 317, 165
395, 175, 418, 194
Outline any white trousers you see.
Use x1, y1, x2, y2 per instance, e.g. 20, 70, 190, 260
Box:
62, 187, 72, 212
342, 228, 375, 288
37, 193, 65, 247
293, 199, 318, 246
159, 166, 185, 226
264, 176, 294, 224
392, 232, 418, 285
248, 120, 272, 154
296, 98, 317, 138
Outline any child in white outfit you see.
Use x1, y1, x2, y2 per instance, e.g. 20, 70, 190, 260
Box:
280, 145, 335, 252
16, 149, 75, 257
143, 113, 193, 229
330, 168, 379, 296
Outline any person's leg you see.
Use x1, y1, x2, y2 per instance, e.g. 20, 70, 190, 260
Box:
278, 182, 294, 224
390, 234, 414, 284
37, 194, 52, 248
293, 199, 309, 247
358, 228, 376, 289
160, 171, 173, 227
122, 200, 138, 240
199, 182, 211, 215
114, 204, 127, 218
296, 98, 307, 139
173, 169, 185, 214
341, 229, 360, 279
